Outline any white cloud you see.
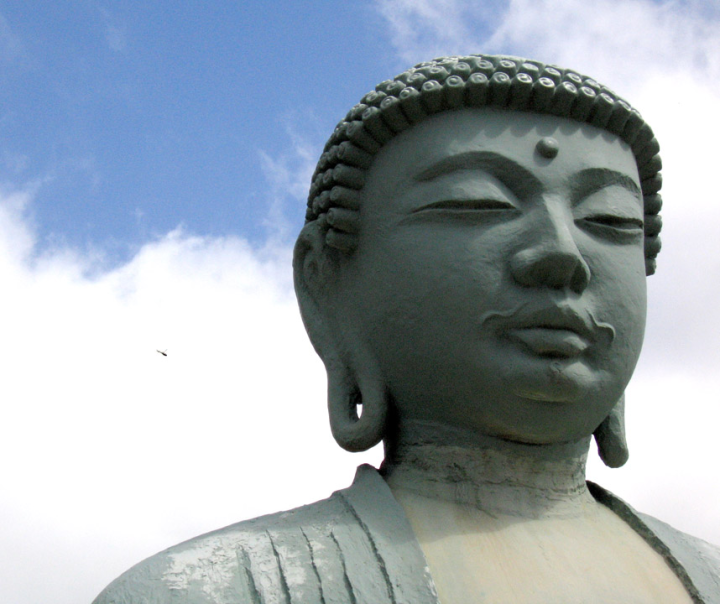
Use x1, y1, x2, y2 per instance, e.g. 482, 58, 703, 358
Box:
374, 0, 720, 545
377, 0, 720, 95
376, 0, 505, 65
259, 131, 317, 243
0, 187, 382, 604
488, 0, 720, 86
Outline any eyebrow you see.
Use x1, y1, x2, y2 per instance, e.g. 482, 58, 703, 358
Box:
413, 150, 541, 196
413, 151, 642, 205
568, 168, 642, 204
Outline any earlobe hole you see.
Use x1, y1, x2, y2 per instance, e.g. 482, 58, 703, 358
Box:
351, 388, 363, 419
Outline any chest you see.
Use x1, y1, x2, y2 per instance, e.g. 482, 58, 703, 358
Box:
397, 492, 694, 604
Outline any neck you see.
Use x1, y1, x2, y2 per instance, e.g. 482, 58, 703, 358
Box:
382, 420, 595, 518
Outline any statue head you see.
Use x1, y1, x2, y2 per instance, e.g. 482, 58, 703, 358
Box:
294, 55, 662, 467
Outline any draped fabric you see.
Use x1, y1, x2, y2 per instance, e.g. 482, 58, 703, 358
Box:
92, 465, 437, 604
94, 466, 719, 604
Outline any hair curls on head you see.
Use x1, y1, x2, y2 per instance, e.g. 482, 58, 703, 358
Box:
305, 54, 663, 275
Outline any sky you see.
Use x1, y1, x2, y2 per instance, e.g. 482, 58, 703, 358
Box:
1, 1, 719, 602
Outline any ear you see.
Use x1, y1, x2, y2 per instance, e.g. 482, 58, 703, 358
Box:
293, 221, 387, 452
293, 221, 338, 362
594, 394, 629, 468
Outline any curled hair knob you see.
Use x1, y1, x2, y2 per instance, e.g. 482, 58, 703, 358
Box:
327, 207, 360, 234
644, 214, 662, 237
443, 75, 466, 109
644, 235, 662, 259
450, 61, 472, 79
488, 72, 511, 106
622, 109, 645, 145
636, 137, 661, 167
644, 193, 662, 215
346, 121, 381, 154
420, 80, 444, 113
405, 72, 427, 88
565, 72, 583, 85
380, 96, 411, 133
571, 86, 597, 121
337, 141, 373, 169
641, 172, 662, 196
606, 100, 632, 135
588, 93, 615, 129
532, 77, 555, 112
496, 59, 518, 76
466, 72, 489, 106
361, 107, 394, 145
550, 81, 577, 116
638, 155, 662, 181
509, 72, 534, 110
398, 86, 427, 123
541, 66, 562, 84
330, 186, 362, 211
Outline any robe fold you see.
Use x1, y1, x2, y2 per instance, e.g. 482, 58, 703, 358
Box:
93, 464, 720, 604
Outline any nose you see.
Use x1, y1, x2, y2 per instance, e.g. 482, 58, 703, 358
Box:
510, 198, 591, 293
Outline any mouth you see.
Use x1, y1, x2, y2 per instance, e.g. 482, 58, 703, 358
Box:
481, 302, 615, 359
507, 327, 590, 358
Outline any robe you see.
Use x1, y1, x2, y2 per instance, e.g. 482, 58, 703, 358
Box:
92, 464, 720, 604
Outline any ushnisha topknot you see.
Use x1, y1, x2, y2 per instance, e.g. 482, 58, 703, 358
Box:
306, 54, 663, 275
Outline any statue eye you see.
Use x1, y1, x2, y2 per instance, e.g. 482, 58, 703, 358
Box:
414, 198, 517, 213
578, 214, 644, 240
574, 184, 644, 239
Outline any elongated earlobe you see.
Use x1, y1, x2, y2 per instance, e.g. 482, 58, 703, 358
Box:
295, 222, 387, 452
594, 394, 629, 468
328, 364, 387, 452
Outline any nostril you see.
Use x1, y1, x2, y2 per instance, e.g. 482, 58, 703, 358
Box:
569, 259, 591, 293
511, 249, 591, 292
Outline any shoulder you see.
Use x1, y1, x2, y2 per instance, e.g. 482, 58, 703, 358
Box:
637, 512, 720, 600
589, 481, 720, 602
92, 465, 438, 604
92, 492, 348, 604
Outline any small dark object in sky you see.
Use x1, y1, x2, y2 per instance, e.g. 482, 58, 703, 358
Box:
156, 349, 167, 357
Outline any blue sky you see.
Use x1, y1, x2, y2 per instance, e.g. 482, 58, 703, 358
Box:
1, 1, 720, 603
0, 1, 402, 261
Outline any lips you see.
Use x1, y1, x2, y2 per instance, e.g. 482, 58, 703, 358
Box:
480, 303, 614, 359
508, 327, 590, 357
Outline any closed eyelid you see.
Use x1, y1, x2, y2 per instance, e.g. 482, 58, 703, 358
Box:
580, 214, 644, 228
411, 175, 518, 213
569, 168, 642, 205
412, 198, 517, 213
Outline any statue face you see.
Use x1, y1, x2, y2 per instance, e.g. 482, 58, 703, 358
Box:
336, 108, 647, 444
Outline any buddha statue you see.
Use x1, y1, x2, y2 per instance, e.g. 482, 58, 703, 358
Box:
93, 54, 720, 603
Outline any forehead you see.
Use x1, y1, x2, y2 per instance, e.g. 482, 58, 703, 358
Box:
363, 108, 639, 197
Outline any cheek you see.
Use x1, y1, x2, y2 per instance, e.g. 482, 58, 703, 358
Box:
346, 234, 504, 354
614, 280, 647, 357
587, 249, 647, 357
387, 236, 506, 316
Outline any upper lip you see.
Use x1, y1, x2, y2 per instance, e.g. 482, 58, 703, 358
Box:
501, 305, 595, 341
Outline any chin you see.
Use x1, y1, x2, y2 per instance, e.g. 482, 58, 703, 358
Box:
479, 393, 614, 446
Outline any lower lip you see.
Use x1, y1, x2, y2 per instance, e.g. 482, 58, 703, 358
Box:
508, 328, 590, 357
